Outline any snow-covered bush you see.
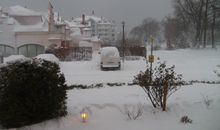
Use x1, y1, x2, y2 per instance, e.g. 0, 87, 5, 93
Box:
214, 65, 220, 78
0, 59, 67, 128
180, 116, 193, 124
35, 54, 59, 65
124, 104, 144, 120
134, 62, 184, 111
201, 94, 212, 109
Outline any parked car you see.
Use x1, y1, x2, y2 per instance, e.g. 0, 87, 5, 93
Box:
100, 47, 121, 70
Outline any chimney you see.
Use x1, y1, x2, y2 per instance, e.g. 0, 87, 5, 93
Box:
81, 14, 85, 25
92, 10, 95, 15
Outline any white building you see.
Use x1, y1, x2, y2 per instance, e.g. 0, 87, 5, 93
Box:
0, 4, 71, 58
70, 14, 117, 44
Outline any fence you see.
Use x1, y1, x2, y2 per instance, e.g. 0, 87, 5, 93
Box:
47, 46, 146, 61
46, 47, 92, 61
113, 46, 146, 57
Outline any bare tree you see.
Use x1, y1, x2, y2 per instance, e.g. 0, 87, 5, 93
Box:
141, 17, 160, 39
210, 0, 219, 48
162, 16, 189, 49
129, 26, 144, 43
129, 17, 160, 43
203, 0, 209, 48
172, 0, 205, 47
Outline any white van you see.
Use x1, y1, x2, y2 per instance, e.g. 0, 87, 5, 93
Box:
100, 47, 121, 70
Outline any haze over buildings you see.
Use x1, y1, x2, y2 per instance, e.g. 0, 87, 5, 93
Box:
0, 0, 173, 29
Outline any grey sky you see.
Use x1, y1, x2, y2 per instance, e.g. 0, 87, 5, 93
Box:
0, 0, 173, 30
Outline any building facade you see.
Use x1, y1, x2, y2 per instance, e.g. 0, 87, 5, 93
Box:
71, 14, 117, 44
0, 4, 71, 58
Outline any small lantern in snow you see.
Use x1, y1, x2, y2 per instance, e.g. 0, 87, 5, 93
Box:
80, 111, 88, 123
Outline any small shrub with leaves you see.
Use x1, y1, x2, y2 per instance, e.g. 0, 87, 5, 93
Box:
180, 116, 193, 124
134, 62, 184, 111
0, 59, 67, 128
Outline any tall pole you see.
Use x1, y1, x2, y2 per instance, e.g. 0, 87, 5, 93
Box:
149, 36, 154, 83
122, 21, 125, 62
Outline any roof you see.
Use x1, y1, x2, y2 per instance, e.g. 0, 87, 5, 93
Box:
9, 5, 41, 16
79, 41, 93, 47
65, 20, 87, 28
74, 15, 102, 23
13, 14, 48, 32
91, 36, 100, 42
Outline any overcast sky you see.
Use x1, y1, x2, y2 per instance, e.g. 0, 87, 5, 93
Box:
0, 0, 173, 30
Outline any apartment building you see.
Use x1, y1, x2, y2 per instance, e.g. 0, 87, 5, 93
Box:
71, 14, 117, 44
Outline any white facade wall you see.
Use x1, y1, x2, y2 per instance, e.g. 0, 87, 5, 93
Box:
97, 23, 116, 43
0, 16, 16, 47
16, 32, 50, 47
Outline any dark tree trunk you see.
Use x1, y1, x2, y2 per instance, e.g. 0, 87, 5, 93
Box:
211, 5, 216, 48
203, 0, 209, 48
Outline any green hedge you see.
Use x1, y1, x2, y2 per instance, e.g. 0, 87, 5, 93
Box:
0, 59, 67, 128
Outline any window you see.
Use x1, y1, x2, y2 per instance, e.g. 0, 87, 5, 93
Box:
18, 44, 44, 57
0, 45, 14, 57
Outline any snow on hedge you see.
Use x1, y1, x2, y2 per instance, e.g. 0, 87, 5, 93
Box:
36, 54, 59, 64
3, 55, 30, 64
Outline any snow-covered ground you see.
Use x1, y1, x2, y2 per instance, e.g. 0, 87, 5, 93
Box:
61, 48, 220, 85
9, 48, 220, 130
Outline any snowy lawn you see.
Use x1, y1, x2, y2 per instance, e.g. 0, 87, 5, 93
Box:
8, 48, 220, 130
61, 48, 220, 85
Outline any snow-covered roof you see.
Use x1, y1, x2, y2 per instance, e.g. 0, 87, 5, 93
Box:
83, 28, 91, 31
7, 17, 14, 25
11, 10, 48, 32
79, 41, 93, 47
65, 20, 87, 28
70, 28, 81, 36
91, 36, 100, 42
74, 15, 102, 23
65, 21, 79, 27
13, 16, 48, 32
9, 5, 41, 16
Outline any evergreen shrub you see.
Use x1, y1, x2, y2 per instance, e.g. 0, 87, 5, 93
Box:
0, 59, 67, 128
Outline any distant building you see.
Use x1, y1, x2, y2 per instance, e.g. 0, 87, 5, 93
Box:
68, 13, 117, 45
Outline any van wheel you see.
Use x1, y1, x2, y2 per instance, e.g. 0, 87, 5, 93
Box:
117, 64, 121, 70
101, 65, 104, 71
